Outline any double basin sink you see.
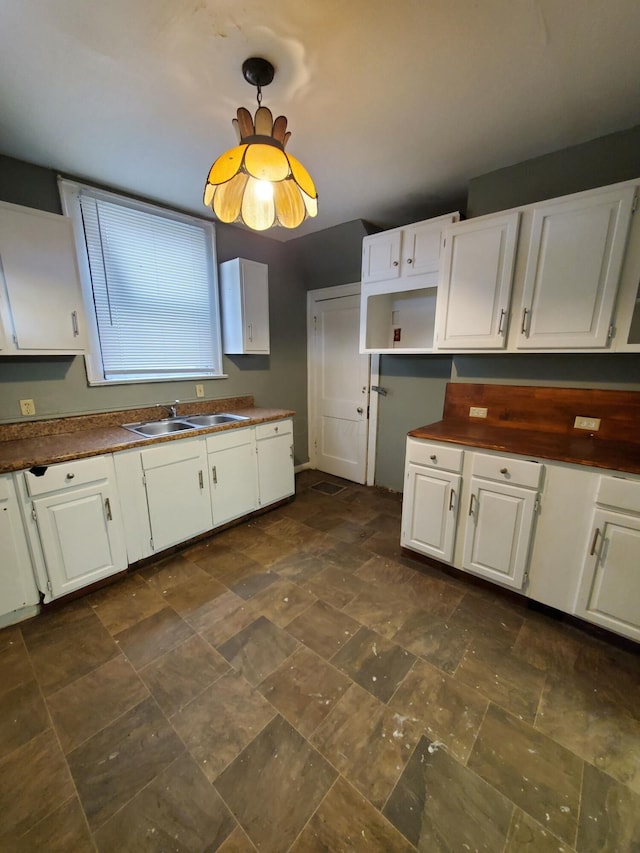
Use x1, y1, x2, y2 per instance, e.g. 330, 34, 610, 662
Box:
123, 413, 249, 438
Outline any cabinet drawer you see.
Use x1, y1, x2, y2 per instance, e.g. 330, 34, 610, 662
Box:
406, 439, 464, 473
23, 455, 110, 496
255, 419, 292, 441
596, 475, 640, 513
206, 426, 253, 453
471, 452, 542, 489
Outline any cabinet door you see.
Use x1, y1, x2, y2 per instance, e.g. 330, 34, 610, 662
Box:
220, 258, 270, 354
141, 440, 212, 552
401, 464, 460, 563
210, 435, 258, 526
361, 230, 402, 282
0, 475, 39, 616
33, 483, 126, 598
575, 509, 640, 641
462, 478, 537, 589
256, 434, 295, 507
436, 213, 519, 349
401, 220, 445, 277
517, 186, 635, 349
241, 260, 270, 353
0, 203, 87, 352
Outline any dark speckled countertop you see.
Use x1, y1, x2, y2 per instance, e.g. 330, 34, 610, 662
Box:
0, 396, 295, 474
408, 421, 640, 476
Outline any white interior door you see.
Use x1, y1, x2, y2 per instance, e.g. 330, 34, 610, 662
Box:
309, 287, 370, 484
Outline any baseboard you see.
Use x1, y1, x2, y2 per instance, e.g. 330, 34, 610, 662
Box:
294, 462, 312, 473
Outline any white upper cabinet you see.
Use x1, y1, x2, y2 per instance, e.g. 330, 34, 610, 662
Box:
362, 214, 459, 284
516, 185, 636, 349
0, 201, 87, 354
362, 229, 402, 282
360, 213, 459, 353
435, 212, 520, 349
220, 257, 270, 354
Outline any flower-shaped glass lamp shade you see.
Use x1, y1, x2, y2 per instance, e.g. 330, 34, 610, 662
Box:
204, 106, 318, 231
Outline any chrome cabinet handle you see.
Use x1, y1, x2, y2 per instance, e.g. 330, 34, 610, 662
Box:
498, 308, 506, 334
468, 493, 476, 516
198, 470, 204, 489
248, 323, 253, 342
589, 527, 601, 556
71, 310, 79, 337
449, 488, 455, 511
290, 444, 294, 460
105, 498, 112, 521
212, 466, 217, 484
521, 307, 530, 335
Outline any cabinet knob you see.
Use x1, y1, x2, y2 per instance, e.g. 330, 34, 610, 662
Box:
406, 258, 413, 264
65, 473, 75, 480
274, 425, 279, 433
392, 261, 399, 267
357, 407, 364, 414
500, 467, 508, 474
430, 454, 437, 462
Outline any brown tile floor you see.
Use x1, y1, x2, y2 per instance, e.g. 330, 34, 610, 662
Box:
1, 469, 639, 852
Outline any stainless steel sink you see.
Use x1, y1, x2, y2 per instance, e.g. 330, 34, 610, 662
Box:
122, 419, 197, 437
183, 413, 249, 427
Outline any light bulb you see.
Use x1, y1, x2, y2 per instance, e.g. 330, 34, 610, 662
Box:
255, 180, 274, 201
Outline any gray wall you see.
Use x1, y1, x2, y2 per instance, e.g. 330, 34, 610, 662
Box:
3, 121, 640, 492
373, 124, 640, 492
0, 155, 312, 463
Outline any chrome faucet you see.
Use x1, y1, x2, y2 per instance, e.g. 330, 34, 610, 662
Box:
158, 400, 179, 418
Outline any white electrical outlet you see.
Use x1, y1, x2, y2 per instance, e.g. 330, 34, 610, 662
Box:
195, 384, 205, 398
469, 406, 488, 418
574, 416, 601, 431
20, 399, 36, 416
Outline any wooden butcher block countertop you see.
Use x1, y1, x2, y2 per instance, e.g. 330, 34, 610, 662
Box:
0, 396, 295, 475
408, 384, 640, 476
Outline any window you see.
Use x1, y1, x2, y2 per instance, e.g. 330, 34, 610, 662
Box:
59, 179, 223, 384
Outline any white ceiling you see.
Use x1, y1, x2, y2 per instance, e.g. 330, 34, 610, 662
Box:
1, 0, 640, 240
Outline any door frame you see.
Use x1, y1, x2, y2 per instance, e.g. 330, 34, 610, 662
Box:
307, 283, 380, 486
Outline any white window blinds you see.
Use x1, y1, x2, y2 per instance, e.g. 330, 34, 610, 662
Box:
77, 192, 221, 381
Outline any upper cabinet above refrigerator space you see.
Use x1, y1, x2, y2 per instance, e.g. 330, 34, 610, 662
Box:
359, 212, 460, 354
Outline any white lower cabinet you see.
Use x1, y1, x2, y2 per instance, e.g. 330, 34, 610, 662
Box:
140, 438, 212, 553
207, 428, 257, 525
256, 420, 295, 506
461, 453, 542, 590
401, 439, 463, 562
402, 436, 640, 641
114, 420, 295, 562
574, 476, 640, 641
0, 474, 39, 621
17, 456, 127, 601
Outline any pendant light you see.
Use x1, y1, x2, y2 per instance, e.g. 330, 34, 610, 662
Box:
203, 57, 318, 231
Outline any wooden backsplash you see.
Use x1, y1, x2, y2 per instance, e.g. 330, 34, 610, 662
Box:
443, 383, 640, 443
